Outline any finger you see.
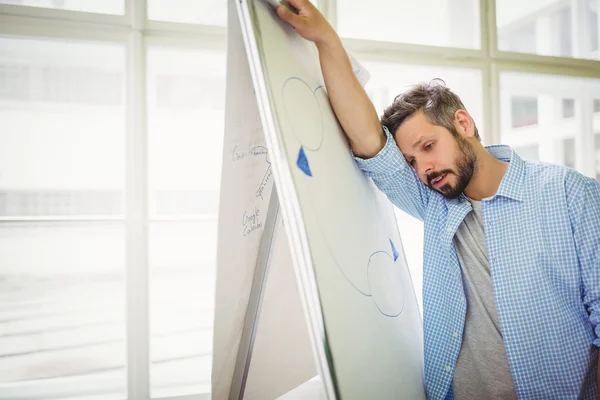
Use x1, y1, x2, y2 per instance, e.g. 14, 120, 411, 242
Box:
276, 4, 303, 25
285, 0, 313, 14
285, 0, 305, 8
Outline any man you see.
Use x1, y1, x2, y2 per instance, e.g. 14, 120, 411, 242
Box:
275, 1, 600, 399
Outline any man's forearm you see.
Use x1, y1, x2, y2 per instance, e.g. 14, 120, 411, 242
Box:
315, 37, 385, 159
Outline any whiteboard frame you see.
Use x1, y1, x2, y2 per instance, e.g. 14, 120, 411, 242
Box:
228, 188, 282, 400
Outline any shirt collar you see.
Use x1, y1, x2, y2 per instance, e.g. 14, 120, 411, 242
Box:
484, 144, 526, 202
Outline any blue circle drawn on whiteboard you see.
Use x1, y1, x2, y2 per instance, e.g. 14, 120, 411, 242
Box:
281, 77, 324, 152
367, 250, 405, 317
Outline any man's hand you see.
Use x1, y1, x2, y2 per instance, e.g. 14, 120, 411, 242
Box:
276, 0, 337, 47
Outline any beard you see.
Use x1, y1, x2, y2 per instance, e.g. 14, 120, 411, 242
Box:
427, 134, 477, 199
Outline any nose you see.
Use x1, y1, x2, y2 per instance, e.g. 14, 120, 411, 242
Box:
419, 161, 433, 179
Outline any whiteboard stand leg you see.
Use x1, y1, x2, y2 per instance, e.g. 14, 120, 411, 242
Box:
229, 186, 281, 400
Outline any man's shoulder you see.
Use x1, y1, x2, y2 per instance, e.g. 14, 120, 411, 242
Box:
522, 159, 592, 195
523, 159, 570, 178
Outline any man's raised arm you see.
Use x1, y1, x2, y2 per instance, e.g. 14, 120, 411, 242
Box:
276, 0, 385, 159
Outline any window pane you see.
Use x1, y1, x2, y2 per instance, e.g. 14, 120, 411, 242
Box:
149, 221, 217, 397
563, 98, 576, 118
564, 137, 576, 168
0, 37, 126, 218
362, 61, 483, 309
511, 96, 538, 128
147, 47, 225, 218
0, 0, 124, 15
338, 0, 480, 49
148, 0, 226, 26
0, 223, 126, 399
501, 72, 600, 179
147, 46, 224, 397
497, 0, 600, 60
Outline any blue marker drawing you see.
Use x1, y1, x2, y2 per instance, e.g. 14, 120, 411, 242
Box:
297, 146, 312, 176
390, 238, 399, 262
281, 77, 324, 152
282, 77, 405, 317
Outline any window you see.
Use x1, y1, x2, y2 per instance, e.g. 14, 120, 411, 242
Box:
0, 38, 125, 219
147, 47, 224, 219
563, 98, 576, 118
2, 0, 600, 399
0, 37, 126, 399
591, 5, 599, 52
147, 46, 225, 397
510, 96, 538, 128
502, 72, 600, 177
148, 0, 226, 26
497, 0, 600, 60
0, 0, 124, 14
149, 222, 217, 397
563, 137, 576, 168
500, 23, 536, 54
558, 7, 572, 58
337, 0, 480, 49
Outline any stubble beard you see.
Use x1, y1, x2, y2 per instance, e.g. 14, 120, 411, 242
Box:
428, 135, 477, 199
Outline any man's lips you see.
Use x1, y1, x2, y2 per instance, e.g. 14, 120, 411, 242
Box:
430, 173, 448, 188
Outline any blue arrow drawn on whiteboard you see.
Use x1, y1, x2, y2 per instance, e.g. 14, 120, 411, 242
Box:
297, 146, 312, 177
389, 238, 399, 262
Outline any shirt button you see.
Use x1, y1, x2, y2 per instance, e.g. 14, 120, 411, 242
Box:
452, 332, 458, 338
446, 227, 452, 233
445, 365, 451, 372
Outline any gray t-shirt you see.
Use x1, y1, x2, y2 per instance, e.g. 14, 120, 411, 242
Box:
452, 200, 518, 400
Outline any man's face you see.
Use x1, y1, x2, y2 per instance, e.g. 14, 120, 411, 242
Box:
394, 111, 477, 199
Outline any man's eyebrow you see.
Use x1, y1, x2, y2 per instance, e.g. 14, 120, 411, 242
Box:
412, 136, 434, 150
412, 137, 424, 150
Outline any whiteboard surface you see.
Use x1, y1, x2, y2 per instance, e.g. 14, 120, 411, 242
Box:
237, 1, 426, 398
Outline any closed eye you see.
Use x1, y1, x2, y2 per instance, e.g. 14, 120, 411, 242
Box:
424, 142, 434, 151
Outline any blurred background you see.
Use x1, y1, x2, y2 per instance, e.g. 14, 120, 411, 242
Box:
0, 0, 599, 399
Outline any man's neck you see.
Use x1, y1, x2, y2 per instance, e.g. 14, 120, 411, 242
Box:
464, 147, 509, 201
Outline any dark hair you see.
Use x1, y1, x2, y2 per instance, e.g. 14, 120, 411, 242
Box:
381, 79, 480, 141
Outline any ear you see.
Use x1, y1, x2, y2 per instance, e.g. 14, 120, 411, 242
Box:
454, 109, 473, 138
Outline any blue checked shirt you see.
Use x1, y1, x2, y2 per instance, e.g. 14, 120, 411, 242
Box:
353, 126, 600, 400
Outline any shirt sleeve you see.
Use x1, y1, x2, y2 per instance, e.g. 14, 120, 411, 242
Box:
567, 172, 600, 346
352, 125, 431, 221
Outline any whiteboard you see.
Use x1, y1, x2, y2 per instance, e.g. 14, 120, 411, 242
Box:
211, 1, 316, 398
236, 1, 426, 399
